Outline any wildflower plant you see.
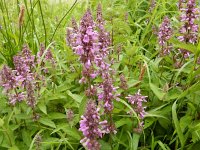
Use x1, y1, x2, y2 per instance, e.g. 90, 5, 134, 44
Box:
66, 3, 149, 149
1, 0, 200, 150
67, 5, 119, 149
0, 45, 55, 116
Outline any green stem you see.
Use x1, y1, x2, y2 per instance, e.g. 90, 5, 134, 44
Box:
2, 126, 13, 146
38, 0, 47, 47
132, 133, 140, 150
50, 0, 77, 42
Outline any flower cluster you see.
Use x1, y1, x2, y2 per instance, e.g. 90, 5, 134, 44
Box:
0, 65, 25, 105
98, 71, 117, 113
66, 6, 117, 112
158, 16, 173, 56
0, 45, 54, 108
178, 0, 199, 58
95, 4, 118, 113
67, 9, 99, 83
79, 100, 108, 150
126, 90, 147, 133
67, 5, 118, 148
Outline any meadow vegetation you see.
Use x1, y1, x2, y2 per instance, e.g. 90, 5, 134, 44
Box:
0, 0, 200, 150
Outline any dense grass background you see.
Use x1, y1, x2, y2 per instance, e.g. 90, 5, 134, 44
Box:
0, 0, 200, 150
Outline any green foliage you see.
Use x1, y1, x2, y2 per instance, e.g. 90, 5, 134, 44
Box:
0, 0, 200, 149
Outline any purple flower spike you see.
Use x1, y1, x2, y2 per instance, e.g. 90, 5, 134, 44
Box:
0, 66, 16, 92
98, 72, 117, 113
178, 0, 199, 57
79, 100, 107, 150
67, 4, 118, 145
8, 92, 26, 105
67, 9, 100, 80
158, 16, 173, 56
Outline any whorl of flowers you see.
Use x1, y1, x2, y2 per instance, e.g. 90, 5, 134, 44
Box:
119, 74, 128, 90
79, 100, 108, 150
158, 16, 173, 56
0, 45, 35, 106
178, 0, 199, 58
13, 45, 35, 85
178, 0, 186, 10
13, 46, 36, 108
126, 90, 147, 133
66, 109, 74, 122
98, 72, 117, 113
0, 66, 25, 105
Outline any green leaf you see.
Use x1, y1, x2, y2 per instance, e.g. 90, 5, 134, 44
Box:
14, 114, 31, 120
145, 111, 170, 121
38, 102, 47, 114
144, 118, 156, 129
173, 60, 193, 85
149, 83, 165, 100
99, 140, 111, 150
79, 97, 87, 116
157, 140, 170, 150
0, 132, 3, 145
126, 47, 136, 56
8, 146, 19, 150
132, 133, 140, 150
127, 79, 140, 88
67, 90, 83, 103
172, 100, 185, 148
51, 124, 81, 140
115, 118, 132, 128
158, 118, 170, 129
46, 94, 67, 101
187, 141, 200, 150
39, 118, 56, 128
180, 116, 192, 132
170, 39, 196, 53
191, 130, 200, 143
22, 130, 32, 147
0, 118, 4, 127
48, 112, 66, 120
